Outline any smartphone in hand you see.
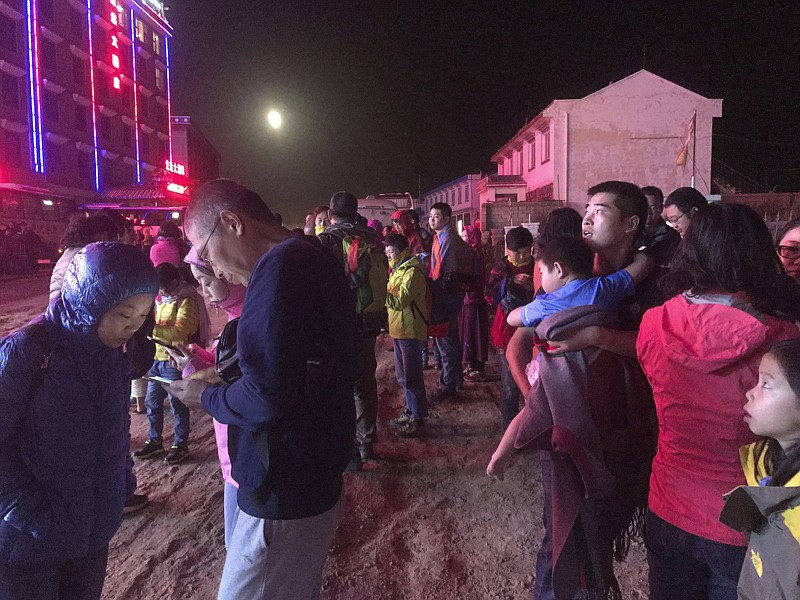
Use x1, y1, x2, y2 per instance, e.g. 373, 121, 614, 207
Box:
142, 375, 175, 385
147, 336, 183, 354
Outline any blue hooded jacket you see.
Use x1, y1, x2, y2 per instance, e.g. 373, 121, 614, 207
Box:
0, 242, 158, 564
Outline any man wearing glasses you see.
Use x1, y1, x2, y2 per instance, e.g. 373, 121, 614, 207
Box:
167, 179, 357, 600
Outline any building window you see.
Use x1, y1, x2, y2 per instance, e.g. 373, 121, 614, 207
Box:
135, 19, 146, 43
98, 75, 109, 98
155, 67, 165, 91
123, 123, 132, 147
528, 140, 536, 170
3, 131, 22, 167
46, 142, 61, 174
1, 73, 19, 109
41, 38, 57, 72
139, 95, 148, 118
78, 152, 93, 182
101, 115, 113, 141
0, 14, 16, 53
152, 32, 161, 55
541, 128, 551, 164
74, 104, 88, 132
43, 90, 59, 122
159, 139, 167, 161
72, 56, 85, 85
39, 0, 54, 19
122, 87, 132, 109
70, 7, 84, 38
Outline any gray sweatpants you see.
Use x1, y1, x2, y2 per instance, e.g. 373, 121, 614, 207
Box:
217, 492, 345, 600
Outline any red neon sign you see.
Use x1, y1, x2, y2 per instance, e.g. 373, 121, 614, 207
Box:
108, 0, 123, 92
164, 159, 185, 176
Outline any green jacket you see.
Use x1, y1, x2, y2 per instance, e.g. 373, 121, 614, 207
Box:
385, 253, 428, 341
719, 441, 800, 600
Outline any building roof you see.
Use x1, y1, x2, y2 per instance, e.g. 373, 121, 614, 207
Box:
491, 69, 722, 162
422, 173, 482, 197
100, 184, 187, 204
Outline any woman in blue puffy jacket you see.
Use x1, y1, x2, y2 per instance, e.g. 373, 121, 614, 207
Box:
0, 242, 158, 600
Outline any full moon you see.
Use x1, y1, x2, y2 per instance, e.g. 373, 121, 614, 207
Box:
267, 110, 282, 129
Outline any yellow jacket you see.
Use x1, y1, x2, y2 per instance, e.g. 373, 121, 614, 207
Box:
385, 253, 428, 341
152, 295, 199, 361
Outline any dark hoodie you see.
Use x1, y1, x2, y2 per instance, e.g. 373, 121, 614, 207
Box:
0, 242, 158, 564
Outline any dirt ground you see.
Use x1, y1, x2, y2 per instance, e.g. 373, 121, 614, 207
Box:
0, 285, 649, 600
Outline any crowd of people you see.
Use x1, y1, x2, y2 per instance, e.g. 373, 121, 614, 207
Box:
0, 178, 799, 600
0, 223, 43, 276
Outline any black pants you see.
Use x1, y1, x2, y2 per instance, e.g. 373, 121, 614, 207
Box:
0, 544, 109, 600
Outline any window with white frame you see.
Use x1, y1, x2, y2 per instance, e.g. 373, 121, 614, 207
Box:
541, 128, 551, 164
528, 139, 536, 170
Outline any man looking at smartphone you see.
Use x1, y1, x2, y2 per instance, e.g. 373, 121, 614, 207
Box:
167, 179, 356, 600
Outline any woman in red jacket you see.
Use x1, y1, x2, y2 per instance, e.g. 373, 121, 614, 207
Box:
636, 203, 800, 600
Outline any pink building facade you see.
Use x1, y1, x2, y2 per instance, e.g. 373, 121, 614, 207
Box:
486, 70, 723, 210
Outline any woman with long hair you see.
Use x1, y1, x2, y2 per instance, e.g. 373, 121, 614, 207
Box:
637, 203, 800, 600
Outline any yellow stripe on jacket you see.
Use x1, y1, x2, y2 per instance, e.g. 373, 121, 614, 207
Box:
153, 296, 199, 361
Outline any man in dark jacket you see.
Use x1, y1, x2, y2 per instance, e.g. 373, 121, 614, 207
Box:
318, 191, 388, 469
168, 179, 357, 600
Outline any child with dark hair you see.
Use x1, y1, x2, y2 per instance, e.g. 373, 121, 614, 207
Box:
484, 226, 536, 427
507, 235, 650, 329
384, 233, 430, 437
134, 262, 206, 464
720, 339, 800, 599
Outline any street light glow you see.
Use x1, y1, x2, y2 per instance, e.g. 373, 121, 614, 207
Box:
267, 110, 282, 129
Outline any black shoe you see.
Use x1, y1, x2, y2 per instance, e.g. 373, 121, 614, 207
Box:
346, 452, 363, 472
432, 388, 458, 402
133, 439, 164, 459
389, 410, 413, 427
123, 493, 149, 514
164, 443, 190, 465
396, 419, 424, 438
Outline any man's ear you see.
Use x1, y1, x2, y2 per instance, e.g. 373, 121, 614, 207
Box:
219, 210, 244, 236
552, 261, 566, 279
624, 215, 640, 235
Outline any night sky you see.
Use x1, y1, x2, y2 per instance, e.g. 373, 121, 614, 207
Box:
168, 1, 800, 223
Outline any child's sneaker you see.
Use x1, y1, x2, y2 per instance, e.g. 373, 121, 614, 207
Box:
464, 369, 486, 382
396, 419, 424, 437
133, 439, 164, 459
164, 443, 190, 465
389, 410, 413, 427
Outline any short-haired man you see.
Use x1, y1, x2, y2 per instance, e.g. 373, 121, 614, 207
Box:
167, 179, 356, 600
641, 185, 680, 267
318, 191, 388, 468
428, 202, 473, 400
505, 181, 661, 599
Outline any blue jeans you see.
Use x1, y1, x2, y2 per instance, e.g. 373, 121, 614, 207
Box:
393, 338, 428, 419
645, 510, 745, 600
144, 361, 189, 445
0, 544, 109, 600
433, 310, 463, 392
496, 348, 522, 428
534, 451, 555, 600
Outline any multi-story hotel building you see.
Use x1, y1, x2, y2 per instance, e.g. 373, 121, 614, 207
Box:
0, 0, 174, 237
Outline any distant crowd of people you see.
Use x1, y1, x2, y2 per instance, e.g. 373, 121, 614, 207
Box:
0, 222, 42, 276
1, 178, 800, 600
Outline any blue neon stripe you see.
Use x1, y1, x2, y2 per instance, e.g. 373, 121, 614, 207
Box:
164, 36, 171, 161
24, 0, 40, 172
86, 0, 100, 190
130, 8, 141, 183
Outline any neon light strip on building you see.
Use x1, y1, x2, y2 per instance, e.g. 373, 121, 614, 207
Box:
129, 0, 172, 36
165, 35, 172, 161
25, 0, 44, 172
86, 0, 101, 190
130, 8, 141, 183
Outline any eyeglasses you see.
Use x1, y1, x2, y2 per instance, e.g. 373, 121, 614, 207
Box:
198, 217, 220, 262
777, 245, 800, 260
665, 211, 687, 227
